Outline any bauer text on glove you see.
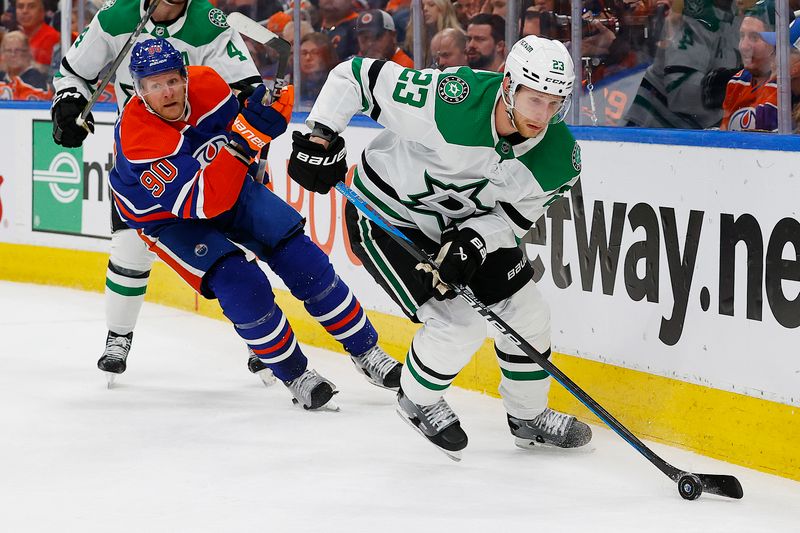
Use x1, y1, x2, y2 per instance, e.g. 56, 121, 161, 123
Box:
287, 131, 347, 194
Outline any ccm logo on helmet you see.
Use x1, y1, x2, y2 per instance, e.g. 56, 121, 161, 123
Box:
296, 147, 347, 166
545, 77, 567, 84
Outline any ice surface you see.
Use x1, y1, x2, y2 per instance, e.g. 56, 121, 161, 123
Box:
1, 281, 798, 532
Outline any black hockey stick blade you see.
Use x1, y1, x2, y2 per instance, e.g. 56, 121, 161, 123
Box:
696, 473, 744, 499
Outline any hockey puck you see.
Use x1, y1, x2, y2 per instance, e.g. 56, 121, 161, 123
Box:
678, 474, 703, 500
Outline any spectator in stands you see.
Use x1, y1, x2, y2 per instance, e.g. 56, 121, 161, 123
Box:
16, 0, 58, 68
356, 9, 414, 67
386, 0, 411, 44
299, 32, 338, 106
481, 0, 508, 19
405, 0, 463, 67
453, 0, 481, 28
430, 27, 468, 68
720, 10, 777, 130
283, 19, 315, 47
624, 0, 741, 129
720, 11, 800, 132
466, 13, 505, 71
319, 0, 360, 61
520, 3, 542, 37
0, 30, 51, 100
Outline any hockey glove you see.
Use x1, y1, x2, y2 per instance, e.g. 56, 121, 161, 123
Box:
754, 103, 778, 132
287, 131, 347, 194
51, 88, 94, 147
231, 84, 294, 154
701, 67, 739, 109
416, 227, 487, 300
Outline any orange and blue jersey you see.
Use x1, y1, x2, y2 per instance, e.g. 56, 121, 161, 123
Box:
109, 66, 248, 229
721, 69, 778, 131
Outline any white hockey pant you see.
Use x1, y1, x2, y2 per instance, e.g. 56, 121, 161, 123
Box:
105, 228, 156, 335
400, 278, 552, 420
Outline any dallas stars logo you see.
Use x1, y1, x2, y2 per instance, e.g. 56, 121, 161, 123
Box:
402, 172, 490, 230
437, 75, 469, 104
209, 8, 229, 28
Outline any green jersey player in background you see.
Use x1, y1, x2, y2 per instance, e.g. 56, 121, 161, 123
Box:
286, 35, 593, 459
49, 0, 267, 382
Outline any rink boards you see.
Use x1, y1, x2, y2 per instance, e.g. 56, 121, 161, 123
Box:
0, 104, 798, 481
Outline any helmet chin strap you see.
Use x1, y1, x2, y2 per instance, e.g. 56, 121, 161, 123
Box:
501, 83, 522, 133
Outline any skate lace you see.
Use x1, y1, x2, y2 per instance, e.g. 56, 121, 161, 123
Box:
103, 335, 131, 362
358, 346, 397, 378
287, 370, 322, 402
421, 398, 458, 430
533, 408, 571, 436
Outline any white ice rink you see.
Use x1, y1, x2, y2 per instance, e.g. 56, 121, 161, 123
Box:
1, 280, 799, 532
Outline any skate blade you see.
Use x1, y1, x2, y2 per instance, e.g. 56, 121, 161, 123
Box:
291, 396, 340, 412
513, 436, 595, 453
104, 372, 117, 389
395, 408, 462, 462
255, 368, 276, 388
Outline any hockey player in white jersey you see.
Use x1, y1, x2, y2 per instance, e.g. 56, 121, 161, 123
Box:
50, 0, 268, 385
287, 35, 592, 458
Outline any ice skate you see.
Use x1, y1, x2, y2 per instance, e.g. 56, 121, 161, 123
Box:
508, 408, 592, 449
396, 389, 467, 461
97, 331, 133, 388
247, 350, 276, 387
284, 369, 339, 411
350, 345, 402, 390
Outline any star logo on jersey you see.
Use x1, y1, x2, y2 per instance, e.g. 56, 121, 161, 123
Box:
437, 75, 469, 104
100, 0, 116, 11
209, 8, 229, 28
572, 143, 581, 172
402, 172, 491, 230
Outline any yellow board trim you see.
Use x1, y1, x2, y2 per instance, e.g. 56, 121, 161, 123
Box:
1, 242, 797, 481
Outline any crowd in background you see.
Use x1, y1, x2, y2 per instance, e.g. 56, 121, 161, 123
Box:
1, 0, 799, 132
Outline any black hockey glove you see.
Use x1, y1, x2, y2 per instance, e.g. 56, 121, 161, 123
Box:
416, 227, 487, 300
701, 67, 739, 109
287, 131, 347, 194
51, 88, 94, 147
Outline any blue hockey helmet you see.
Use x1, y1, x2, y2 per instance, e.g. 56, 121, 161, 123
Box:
129, 38, 186, 94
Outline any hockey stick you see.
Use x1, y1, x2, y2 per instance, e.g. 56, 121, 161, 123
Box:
226, 12, 292, 184
335, 181, 744, 501
70, 0, 163, 133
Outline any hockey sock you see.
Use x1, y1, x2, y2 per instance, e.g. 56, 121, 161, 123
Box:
206, 254, 306, 381
105, 260, 149, 335
268, 233, 378, 355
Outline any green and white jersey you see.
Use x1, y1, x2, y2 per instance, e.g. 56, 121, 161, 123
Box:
307, 58, 581, 252
53, 0, 259, 110
625, 3, 740, 129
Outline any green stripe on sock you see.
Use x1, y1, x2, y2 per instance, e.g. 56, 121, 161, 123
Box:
406, 352, 450, 391
500, 368, 550, 381
106, 278, 147, 297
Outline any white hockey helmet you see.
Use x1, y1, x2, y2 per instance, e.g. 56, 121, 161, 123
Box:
502, 35, 575, 124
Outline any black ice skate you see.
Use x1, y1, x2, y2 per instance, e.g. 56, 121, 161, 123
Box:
508, 408, 592, 449
283, 369, 339, 411
350, 345, 402, 390
396, 389, 467, 461
247, 349, 276, 387
97, 331, 133, 388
